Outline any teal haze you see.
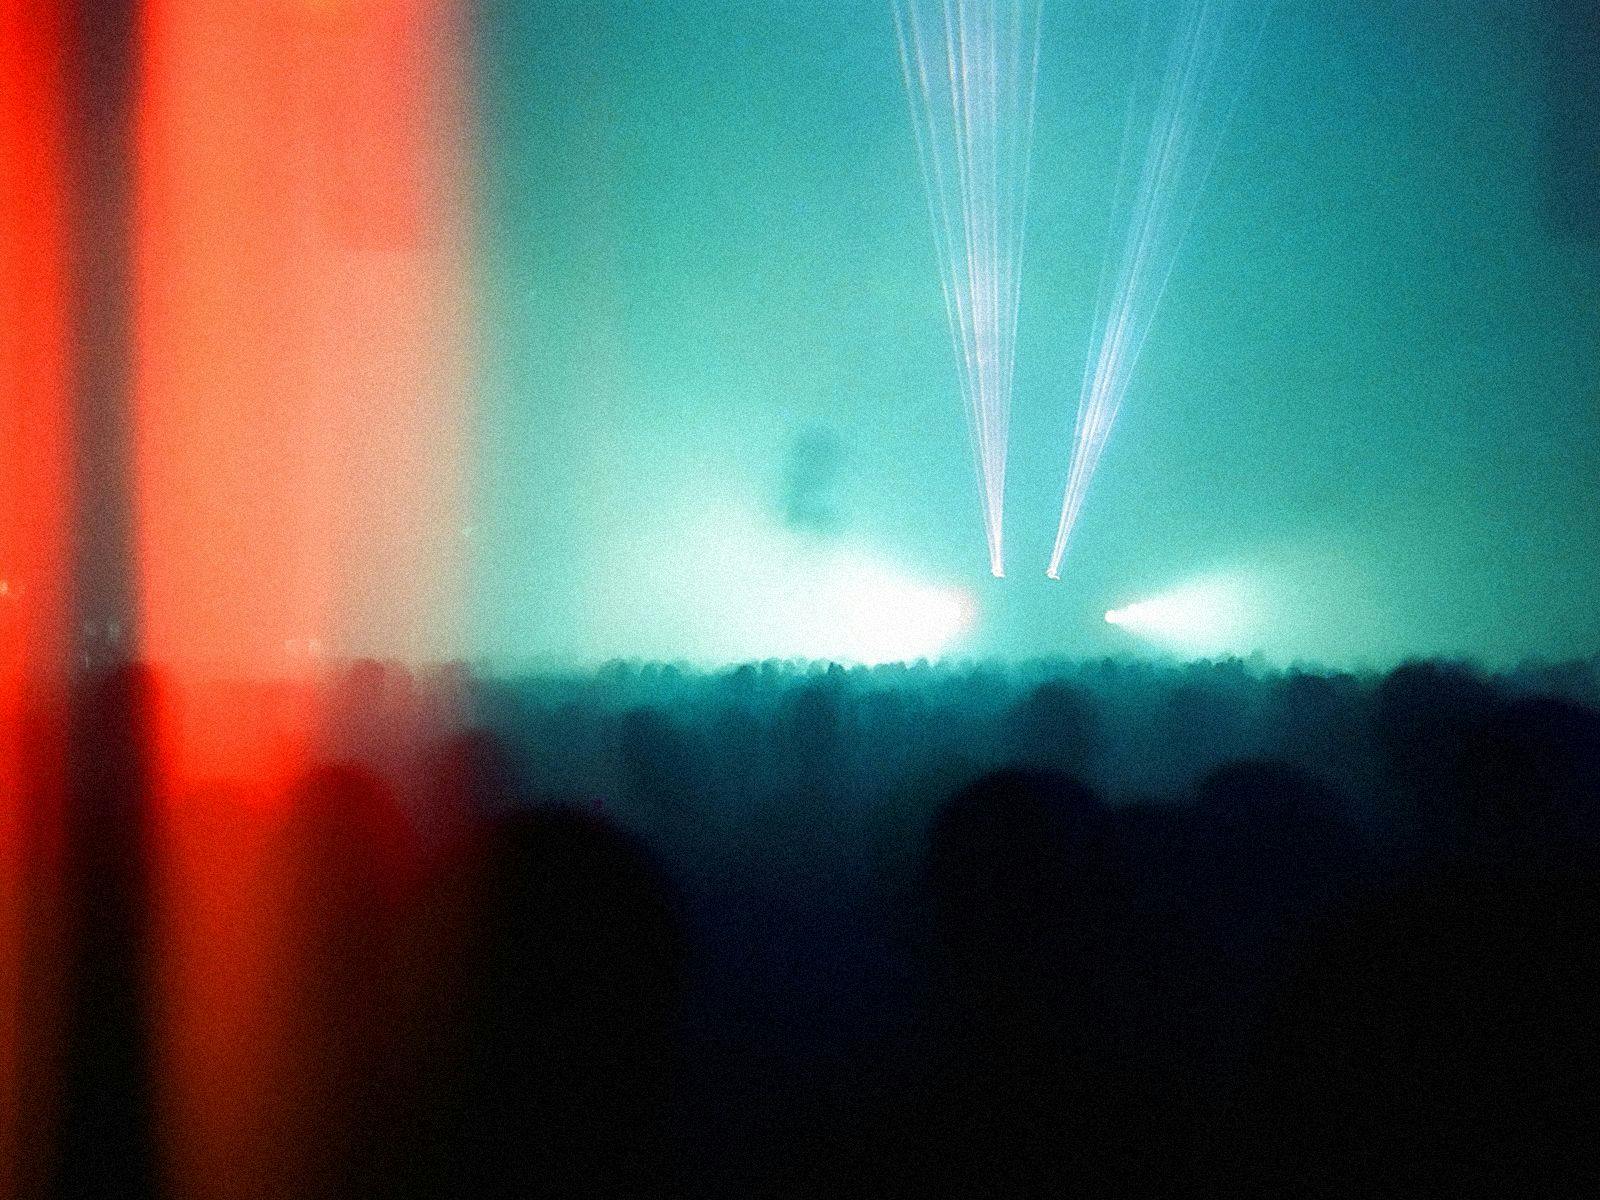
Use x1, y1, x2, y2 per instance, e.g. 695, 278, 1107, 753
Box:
467, 0, 1600, 669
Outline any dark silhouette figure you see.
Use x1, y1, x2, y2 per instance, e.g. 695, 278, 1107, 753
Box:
1373, 660, 1503, 862
51, 665, 161, 1200
410, 804, 687, 1200
422, 727, 525, 831
1239, 866, 1600, 1195
1101, 761, 1370, 1166
273, 761, 419, 1200
897, 768, 1136, 1198
19, 655, 1600, 1197
1005, 681, 1101, 779
1239, 689, 1600, 1195
1189, 760, 1369, 950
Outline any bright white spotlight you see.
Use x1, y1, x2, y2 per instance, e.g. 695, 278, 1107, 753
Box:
1102, 574, 1259, 655
813, 556, 976, 665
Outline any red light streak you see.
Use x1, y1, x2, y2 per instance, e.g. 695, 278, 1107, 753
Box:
1, 2, 74, 1190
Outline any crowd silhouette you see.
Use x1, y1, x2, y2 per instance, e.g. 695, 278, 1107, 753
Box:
7, 654, 1600, 1197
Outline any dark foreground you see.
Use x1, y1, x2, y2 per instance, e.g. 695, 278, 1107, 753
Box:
7, 655, 1600, 1198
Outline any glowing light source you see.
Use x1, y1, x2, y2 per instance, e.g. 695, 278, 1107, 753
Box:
812, 556, 975, 665
893, 0, 1044, 578
1048, 0, 1267, 578
1103, 574, 1259, 654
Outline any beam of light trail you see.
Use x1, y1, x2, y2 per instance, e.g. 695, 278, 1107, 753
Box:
893, 0, 1044, 578
1107, 575, 1249, 642
2, 3, 73, 1187
133, 3, 470, 1195
1047, 0, 1268, 579
1103, 571, 1261, 655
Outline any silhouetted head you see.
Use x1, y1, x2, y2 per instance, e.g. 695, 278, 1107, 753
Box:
1194, 759, 1342, 852
465, 804, 685, 1064
425, 728, 521, 823
1191, 758, 1369, 929
926, 768, 1106, 961
1005, 681, 1101, 777
283, 761, 415, 917
439, 804, 686, 1197
1456, 694, 1600, 856
1374, 662, 1502, 845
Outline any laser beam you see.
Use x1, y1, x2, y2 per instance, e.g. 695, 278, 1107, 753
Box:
893, 0, 1044, 578
1048, 0, 1268, 579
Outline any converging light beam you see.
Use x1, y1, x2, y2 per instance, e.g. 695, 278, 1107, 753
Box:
1103, 573, 1260, 654
1048, 0, 1268, 579
893, 0, 1044, 578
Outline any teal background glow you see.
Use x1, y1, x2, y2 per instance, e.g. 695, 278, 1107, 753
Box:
468, 1, 1600, 668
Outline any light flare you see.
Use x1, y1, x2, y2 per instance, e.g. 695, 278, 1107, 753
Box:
131, 4, 471, 1195
1103, 573, 1260, 654
814, 556, 975, 665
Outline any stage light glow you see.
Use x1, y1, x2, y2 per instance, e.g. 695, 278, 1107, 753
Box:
1102, 574, 1259, 654
892, 0, 1043, 578
813, 556, 975, 665
580, 481, 979, 667
1048, 0, 1268, 577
